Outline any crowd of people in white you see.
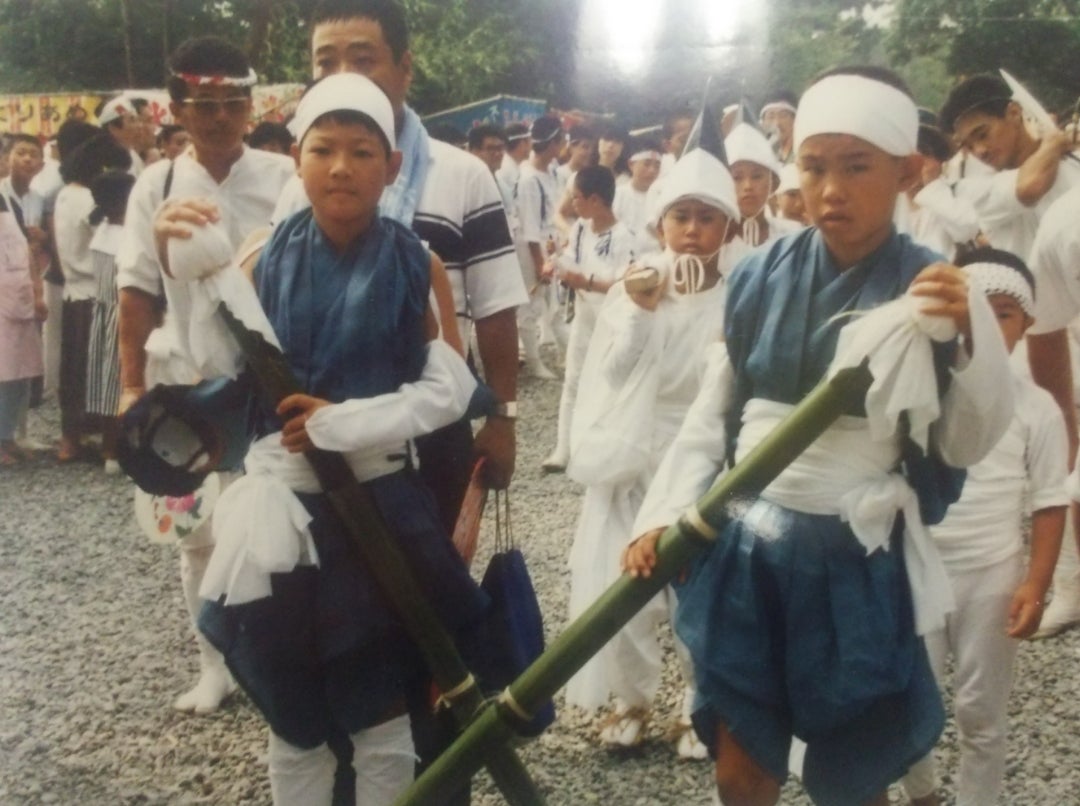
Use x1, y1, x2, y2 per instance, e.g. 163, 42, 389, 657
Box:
3, 2, 1080, 805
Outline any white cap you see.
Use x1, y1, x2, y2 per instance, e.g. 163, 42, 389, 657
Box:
650, 148, 738, 223
288, 73, 396, 149
725, 123, 781, 178
774, 163, 800, 195
98, 96, 133, 126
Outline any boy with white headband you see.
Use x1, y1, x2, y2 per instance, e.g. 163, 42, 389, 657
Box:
625, 66, 1013, 805
612, 135, 663, 254
759, 90, 798, 165
541, 165, 636, 473
901, 247, 1067, 806
564, 125, 740, 761
195, 72, 489, 805
117, 35, 295, 715
724, 122, 803, 253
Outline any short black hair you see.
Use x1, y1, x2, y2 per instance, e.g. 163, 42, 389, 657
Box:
167, 36, 253, 103
595, 120, 627, 143
505, 122, 529, 143
56, 120, 100, 161
574, 165, 615, 207
761, 89, 798, 109
627, 135, 662, 156
467, 124, 506, 152
940, 74, 1013, 134
956, 246, 1036, 297
662, 109, 696, 139
248, 121, 295, 152
88, 169, 136, 226
7, 133, 42, 153
157, 124, 186, 148
310, 0, 409, 62
917, 125, 952, 163
567, 124, 595, 144
812, 65, 914, 100
60, 132, 132, 186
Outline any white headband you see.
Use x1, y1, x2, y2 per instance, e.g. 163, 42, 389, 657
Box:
98, 97, 133, 126
794, 75, 918, 157
760, 101, 797, 117
171, 68, 258, 88
963, 262, 1034, 316
289, 73, 396, 149
629, 150, 662, 163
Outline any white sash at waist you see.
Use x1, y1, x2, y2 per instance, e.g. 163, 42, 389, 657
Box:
735, 398, 953, 635
199, 433, 407, 605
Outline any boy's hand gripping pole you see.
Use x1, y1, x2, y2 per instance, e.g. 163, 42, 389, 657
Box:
396, 362, 874, 805
217, 304, 546, 806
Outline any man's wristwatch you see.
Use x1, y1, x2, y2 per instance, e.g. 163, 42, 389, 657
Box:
492, 401, 518, 420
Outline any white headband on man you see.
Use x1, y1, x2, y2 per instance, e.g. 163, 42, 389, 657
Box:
793, 74, 918, 156
628, 150, 662, 164
962, 262, 1034, 316
171, 68, 258, 88
289, 73, 396, 149
760, 101, 797, 118
98, 96, 136, 126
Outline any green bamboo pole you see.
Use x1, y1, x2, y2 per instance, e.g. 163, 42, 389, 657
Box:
217, 305, 545, 806
396, 362, 873, 805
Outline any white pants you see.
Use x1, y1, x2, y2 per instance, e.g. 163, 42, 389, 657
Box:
607, 586, 696, 710
903, 554, 1022, 805
267, 715, 415, 806
539, 284, 569, 354
552, 300, 599, 455
42, 280, 63, 396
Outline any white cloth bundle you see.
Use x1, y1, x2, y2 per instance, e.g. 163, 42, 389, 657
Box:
200, 435, 410, 605
827, 283, 1002, 453
165, 221, 281, 380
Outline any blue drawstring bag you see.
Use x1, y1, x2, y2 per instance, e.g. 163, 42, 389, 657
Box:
472, 493, 554, 737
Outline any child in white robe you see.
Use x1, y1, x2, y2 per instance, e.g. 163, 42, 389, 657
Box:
564, 140, 740, 760
902, 249, 1068, 806
724, 123, 804, 260
542, 167, 636, 473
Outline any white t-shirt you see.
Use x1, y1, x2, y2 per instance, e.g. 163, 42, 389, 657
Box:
931, 365, 1069, 573
117, 147, 295, 363
905, 178, 980, 260
613, 184, 661, 255
53, 184, 97, 301
957, 154, 1080, 258
1028, 186, 1080, 334
0, 178, 44, 230
559, 219, 636, 309
517, 160, 561, 248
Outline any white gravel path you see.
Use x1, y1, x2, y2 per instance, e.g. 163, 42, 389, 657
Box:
2, 368, 1079, 805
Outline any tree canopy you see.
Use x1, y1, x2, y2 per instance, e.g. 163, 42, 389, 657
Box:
0, 0, 1076, 124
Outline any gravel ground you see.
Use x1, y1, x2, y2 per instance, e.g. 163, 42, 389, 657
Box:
3, 364, 1080, 805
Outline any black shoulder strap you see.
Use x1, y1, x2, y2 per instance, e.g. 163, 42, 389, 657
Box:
163, 160, 175, 201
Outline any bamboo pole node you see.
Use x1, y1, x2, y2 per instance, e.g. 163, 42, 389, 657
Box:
497, 688, 532, 722
683, 505, 719, 541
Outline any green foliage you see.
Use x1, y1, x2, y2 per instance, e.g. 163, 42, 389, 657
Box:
401, 0, 544, 114
890, 0, 1080, 113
